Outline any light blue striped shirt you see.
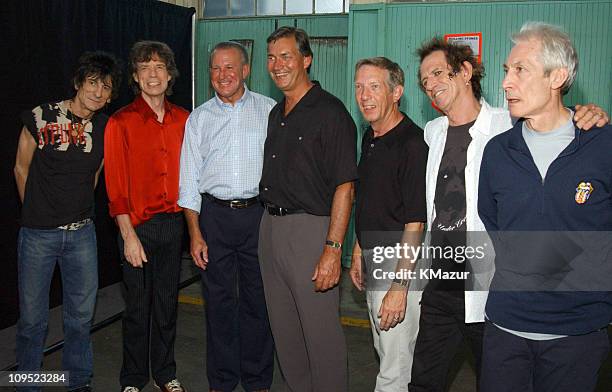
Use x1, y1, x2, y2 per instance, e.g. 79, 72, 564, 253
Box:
178, 86, 275, 213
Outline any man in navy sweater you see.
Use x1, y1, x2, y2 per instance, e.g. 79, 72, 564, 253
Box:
478, 22, 611, 392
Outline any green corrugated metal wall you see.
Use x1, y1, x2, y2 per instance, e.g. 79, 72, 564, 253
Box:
195, 1, 611, 266
348, 0, 612, 128
195, 15, 349, 105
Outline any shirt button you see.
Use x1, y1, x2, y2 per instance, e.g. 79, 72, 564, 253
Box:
264, 187, 269, 191
281, 122, 285, 126
298, 136, 302, 141
370, 143, 375, 147
272, 154, 276, 158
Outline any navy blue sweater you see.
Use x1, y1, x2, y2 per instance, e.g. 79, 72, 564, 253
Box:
478, 119, 612, 335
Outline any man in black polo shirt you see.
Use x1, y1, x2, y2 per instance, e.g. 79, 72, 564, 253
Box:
349, 57, 427, 391
259, 26, 358, 391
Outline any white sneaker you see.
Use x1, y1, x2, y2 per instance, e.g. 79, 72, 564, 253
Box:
156, 379, 185, 392
122, 387, 140, 392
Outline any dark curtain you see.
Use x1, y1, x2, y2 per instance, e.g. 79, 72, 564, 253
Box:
0, 0, 195, 329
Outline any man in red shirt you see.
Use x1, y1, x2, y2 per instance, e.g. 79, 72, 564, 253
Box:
104, 41, 189, 392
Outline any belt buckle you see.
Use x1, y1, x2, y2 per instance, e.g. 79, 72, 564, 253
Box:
229, 200, 243, 209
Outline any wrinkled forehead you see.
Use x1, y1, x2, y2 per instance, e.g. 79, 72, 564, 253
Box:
506, 38, 543, 66
267, 35, 299, 54
419, 51, 449, 77
355, 64, 389, 82
211, 47, 243, 65
83, 73, 114, 87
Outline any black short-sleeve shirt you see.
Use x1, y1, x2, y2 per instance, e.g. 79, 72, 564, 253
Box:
20, 101, 107, 228
259, 82, 358, 215
355, 115, 428, 249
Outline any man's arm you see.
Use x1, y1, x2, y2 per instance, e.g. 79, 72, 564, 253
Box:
349, 239, 364, 291
104, 117, 146, 267
183, 208, 208, 270
477, 144, 499, 232
312, 181, 354, 292
377, 222, 424, 331
14, 127, 37, 203
178, 113, 208, 269
116, 214, 147, 268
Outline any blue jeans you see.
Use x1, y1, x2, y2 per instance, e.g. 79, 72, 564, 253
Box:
16, 222, 98, 391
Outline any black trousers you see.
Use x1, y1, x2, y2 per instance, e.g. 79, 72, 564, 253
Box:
119, 212, 184, 389
480, 321, 609, 392
200, 199, 274, 392
409, 289, 484, 392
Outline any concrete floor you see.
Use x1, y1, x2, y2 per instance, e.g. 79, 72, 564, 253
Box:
31, 269, 612, 392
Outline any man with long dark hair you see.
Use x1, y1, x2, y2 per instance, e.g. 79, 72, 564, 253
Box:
14, 51, 121, 392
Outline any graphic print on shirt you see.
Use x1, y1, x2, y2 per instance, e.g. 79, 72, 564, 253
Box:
433, 125, 472, 232
32, 102, 93, 152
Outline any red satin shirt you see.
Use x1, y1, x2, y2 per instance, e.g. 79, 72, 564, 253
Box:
104, 95, 189, 227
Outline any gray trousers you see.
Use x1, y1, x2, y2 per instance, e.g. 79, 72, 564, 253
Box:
259, 212, 348, 392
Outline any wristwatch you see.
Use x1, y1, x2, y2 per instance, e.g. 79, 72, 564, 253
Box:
325, 239, 342, 249
392, 277, 409, 287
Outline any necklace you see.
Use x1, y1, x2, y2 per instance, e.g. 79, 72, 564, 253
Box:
67, 100, 91, 138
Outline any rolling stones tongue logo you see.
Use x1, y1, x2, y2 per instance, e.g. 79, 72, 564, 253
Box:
575, 182, 594, 204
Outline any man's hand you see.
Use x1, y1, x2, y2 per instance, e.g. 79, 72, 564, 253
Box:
123, 233, 148, 268
312, 246, 342, 292
377, 286, 408, 331
190, 234, 209, 270
183, 208, 208, 269
349, 242, 364, 291
574, 104, 609, 130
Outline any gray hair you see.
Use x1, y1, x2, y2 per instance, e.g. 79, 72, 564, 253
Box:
354, 57, 405, 91
209, 41, 249, 68
512, 21, 578, 95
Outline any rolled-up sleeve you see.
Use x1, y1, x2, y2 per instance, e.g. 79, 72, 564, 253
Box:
178, 113, 204, 213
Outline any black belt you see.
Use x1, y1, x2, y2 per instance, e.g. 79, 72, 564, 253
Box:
204, 193, 259, 209
263, 203, 306, 216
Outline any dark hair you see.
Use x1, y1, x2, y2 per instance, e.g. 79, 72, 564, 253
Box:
72, 51, 122, 99
209, 41, 249, 68
416, 37, 485, 100
128, 40, 179, 95
267, 26, 313, 72
355, 57, 405, 90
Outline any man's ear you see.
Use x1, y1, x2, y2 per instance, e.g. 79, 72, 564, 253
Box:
392, 84, 404, 104
303, 55, 312, 70
461, 60, 474, 85
242, 63, 251, 80
549, 67, 569, 91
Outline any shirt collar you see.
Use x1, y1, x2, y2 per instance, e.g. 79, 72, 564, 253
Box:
366, 113, 413, 148
133, 94, 174, 122
279, 81, 322, 116
214, 84, 250, 109
470, 98, 493, 136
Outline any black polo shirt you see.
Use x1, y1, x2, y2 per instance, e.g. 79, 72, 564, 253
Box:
355, 115, 428, 249
259, 82, 358, 216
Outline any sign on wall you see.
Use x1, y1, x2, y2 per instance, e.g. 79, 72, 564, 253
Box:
444, 32, 482, 63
